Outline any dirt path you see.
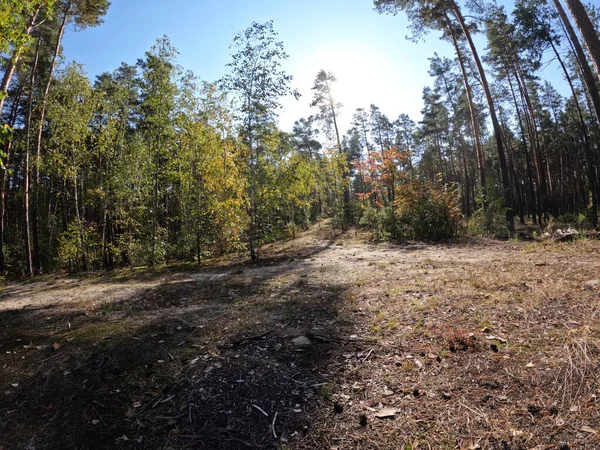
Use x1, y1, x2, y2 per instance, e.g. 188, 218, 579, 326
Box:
1, 223, 599, 449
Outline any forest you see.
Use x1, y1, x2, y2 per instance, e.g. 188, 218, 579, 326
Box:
0, 0, 598, 278
2, 1, 600, 449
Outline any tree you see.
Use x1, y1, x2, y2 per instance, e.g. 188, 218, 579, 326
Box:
177, 79, 246, 262
92, 63, 139, 269
0, 0, 53, 116
562, 0, 600, 76
513, 0, 598, 225
310, 70, 351, 224
222, 20, 298, 260
292, 115, 322, 158
553, 0, 600, 224
310, 70, 342, 149
46, 63, 96, 271
136, 36, 179, 266
374, 0, 515, 230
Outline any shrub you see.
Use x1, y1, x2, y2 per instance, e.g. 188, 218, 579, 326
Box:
467, 198, 508, 236
359, 203, 387, 241
397, 181, 461, 240
357, 181, 461, 241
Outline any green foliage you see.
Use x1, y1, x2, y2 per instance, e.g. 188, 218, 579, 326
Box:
359, 204, 388, 241
0, 0, 54, 54
556, 212, 588, 227
0, 124, 11, 169
467, 197, 508, 236
358, 181, 461, 241
397, 181, 461, 240
222, 21, 300, 259
57, 220, 101, 271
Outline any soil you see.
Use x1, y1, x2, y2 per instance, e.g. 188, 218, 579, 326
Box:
1, 221, 600, 449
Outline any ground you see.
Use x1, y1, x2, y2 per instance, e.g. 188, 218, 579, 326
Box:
1, 222, 600, 450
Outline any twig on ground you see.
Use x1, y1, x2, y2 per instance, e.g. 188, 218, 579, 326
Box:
240, 329, 275, 341
252, 404, 269, 417
271, 411, 278, 439
362, 348, 374, 362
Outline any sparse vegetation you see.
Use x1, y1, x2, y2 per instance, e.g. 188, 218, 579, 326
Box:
1, 223, 599, 448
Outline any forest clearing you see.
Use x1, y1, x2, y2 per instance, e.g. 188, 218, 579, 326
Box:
1, 222, 600, 449
3, 0, 600, 448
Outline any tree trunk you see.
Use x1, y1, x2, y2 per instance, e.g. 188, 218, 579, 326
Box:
554, 0, 600, 225
0, 85, 23, 272
506, 70, 537, 222
73, 172, 87, 271
555, 0, 600, 129
445, 12, 486, 204
23, 36, 42, 277
326, 79, 351, 225
449, 1, 513, 229
550, 40, 598, 225
562, 0, 600, 77
32, 2, 71, 270
512, 62, 546, 223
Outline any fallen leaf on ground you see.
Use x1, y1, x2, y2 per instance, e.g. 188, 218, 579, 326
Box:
375, 407, 397, 419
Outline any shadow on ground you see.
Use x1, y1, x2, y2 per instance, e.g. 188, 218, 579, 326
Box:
0, 240, 362, 450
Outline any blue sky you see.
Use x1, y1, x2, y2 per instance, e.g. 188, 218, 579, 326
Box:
62, 0, 567, 135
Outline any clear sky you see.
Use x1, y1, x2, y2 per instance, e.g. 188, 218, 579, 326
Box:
61, 0, 567, 135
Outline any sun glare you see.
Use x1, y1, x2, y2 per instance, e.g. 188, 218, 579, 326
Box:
281, 43, 408, 133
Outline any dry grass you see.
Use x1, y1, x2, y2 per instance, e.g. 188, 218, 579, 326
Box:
0, 225, 599, 449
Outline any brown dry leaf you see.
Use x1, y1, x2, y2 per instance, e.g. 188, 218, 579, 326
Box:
581, 425, 598, 434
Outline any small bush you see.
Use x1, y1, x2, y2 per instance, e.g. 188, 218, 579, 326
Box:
357, 181, 460, 241
556, 211, 590, 229
467, 198, 508, 236
359, 203, 387, 241
398, 181, 461, 240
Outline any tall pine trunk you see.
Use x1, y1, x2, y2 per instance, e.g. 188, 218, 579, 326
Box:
32, 2, 71, 271
445, 12, 486, 206
23, 36, 42, 276
562, 0, 600, 77
0, 86, 23, 272
554, 0, 600, 225
326, 79, 351, 226
449, 1, 513, 229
